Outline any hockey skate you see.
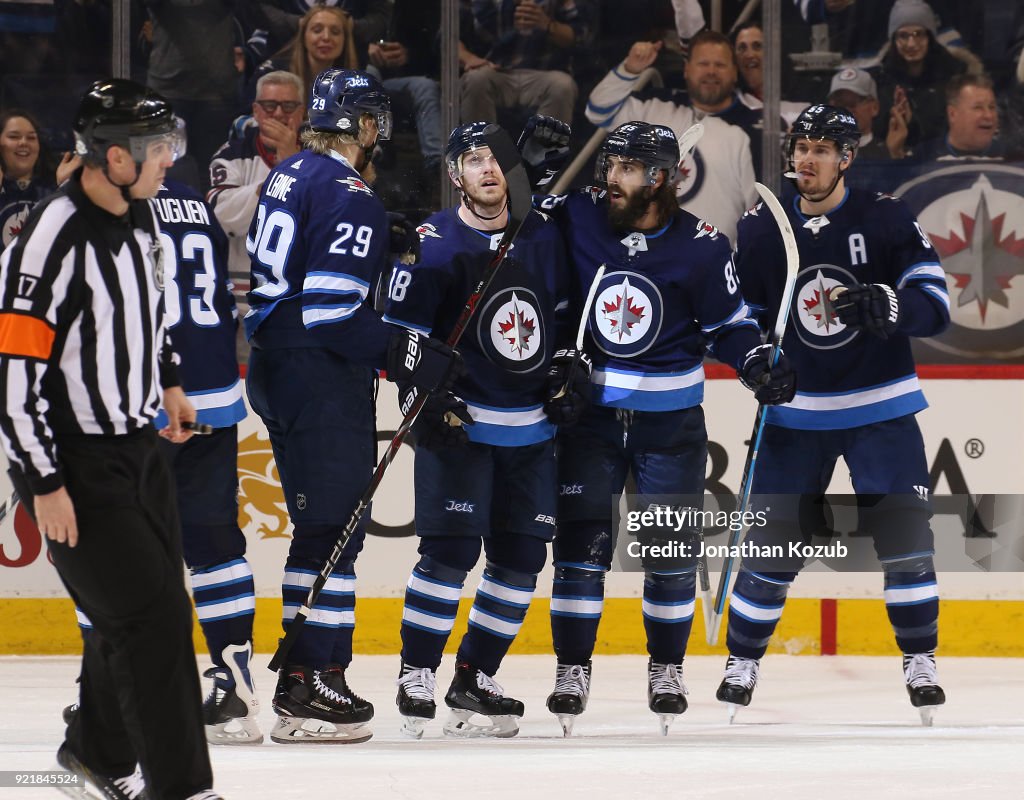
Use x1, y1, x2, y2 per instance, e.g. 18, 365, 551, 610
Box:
203, 642, 263, 745
442, 662, 524, 738
62, 702, 79, 726
271, 665, 374, 744
647, 660, 688, 735
903, 652, 946, 726
396, 663, 437, 739
716, 655, 759, 723
55, 742, 148, 799
546, 662, 591, 737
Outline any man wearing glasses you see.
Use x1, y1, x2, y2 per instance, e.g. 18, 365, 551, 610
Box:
207, 70, 305, 345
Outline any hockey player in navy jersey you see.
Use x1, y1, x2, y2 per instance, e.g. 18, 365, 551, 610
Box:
717, 105, 950, 725
383, 121, 576, 739
244, 69, 462, 744
530, 120, 796, 735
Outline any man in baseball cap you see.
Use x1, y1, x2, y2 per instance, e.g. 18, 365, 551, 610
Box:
827, 67, 892, 160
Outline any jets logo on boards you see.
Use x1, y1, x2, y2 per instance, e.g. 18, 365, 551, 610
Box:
477, 286, 545, 372
898, 164, 1024, 359
336, 176, 374, 196
592, 270, 663, 357
792, 264, 859, 350
674, 147, 706, 207
0, 200, 32, 249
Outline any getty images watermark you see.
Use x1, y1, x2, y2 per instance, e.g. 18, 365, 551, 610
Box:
623, 505, 848, 561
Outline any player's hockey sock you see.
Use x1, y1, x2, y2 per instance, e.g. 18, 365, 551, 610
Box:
328, 561, 359, 667
190, 558, 256, 667
882, 555, 938, 653
282, 559, 355, 668
74, 606, 93, 632
400, 556, 469, 671
726, 568, 798, 659
458, 562, 537, 675
550, 563, 606, 665
643, 570, 696, 664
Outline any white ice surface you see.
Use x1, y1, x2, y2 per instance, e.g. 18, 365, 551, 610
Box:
0, 654, 1021, 799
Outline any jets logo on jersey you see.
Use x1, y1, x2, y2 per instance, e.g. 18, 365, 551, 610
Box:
592, 271, 663, 357
336, 176, 374, 196
416, 223, 443, 240
0, 200, 32, 250
675, 147, 706, 207
898, 164, 1024, 359
792, 265, 858, 349
477, 286, 545, 372
694, 219, 719, 240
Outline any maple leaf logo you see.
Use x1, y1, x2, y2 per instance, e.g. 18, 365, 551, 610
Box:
497, 297, 536, 357
800, 271, 841, 332
602, 289, 646, 340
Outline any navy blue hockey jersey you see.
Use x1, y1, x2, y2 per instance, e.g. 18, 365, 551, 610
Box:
151, 180, 245, 429
383, 208, 572, 446
244, 150, 393, 366
735, 188, 950, 430
538, 188, 760, 411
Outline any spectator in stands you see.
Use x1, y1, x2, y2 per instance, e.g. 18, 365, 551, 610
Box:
145, 0, 240, 191
252, 5, 359, 108
586, 37, 756, 240
916, 73, 1002, 161
731, 22, 806, 127
0, 109, 76, 255
257, 0, 392, 65
207, 70, 304, 347
872, 0, 969, 155
459, 0, 594, 124
826, 67, 893, 160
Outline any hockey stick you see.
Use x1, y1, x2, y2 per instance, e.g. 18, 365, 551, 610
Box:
705, 182, 800, 646
269, 125, 532, 672
677, 122, 704, 165
550, 264, 605, 402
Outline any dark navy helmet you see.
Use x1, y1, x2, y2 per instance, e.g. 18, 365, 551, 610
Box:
786, 104, 860, 162
309, 69, 392, 140
74, 79, 185, 165
595, 121, 680, 186
445, 121, 491, 181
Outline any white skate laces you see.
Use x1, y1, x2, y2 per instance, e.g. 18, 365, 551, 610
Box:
553, 664, 590, 698
904, 652, 939, 688
112, 764, 146, 799
475, 669, 506, 697
313, 671, 351, 705
723, 655, 759, 689
649, 662, 688, 696
397, 667, 437, 701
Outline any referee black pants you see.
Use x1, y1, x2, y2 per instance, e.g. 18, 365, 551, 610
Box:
11, 427, 213, 799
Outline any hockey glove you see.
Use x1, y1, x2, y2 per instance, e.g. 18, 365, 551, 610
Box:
387, 212, 421, 265
413, 392, 475, 449
739, 344, 797, 405
543, 348, 592, 426
830, 283, 901, 339
517, 114, 571, 190
386, 330, 464, 396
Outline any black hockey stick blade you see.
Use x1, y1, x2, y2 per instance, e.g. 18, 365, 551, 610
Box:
269, 126, 533, 673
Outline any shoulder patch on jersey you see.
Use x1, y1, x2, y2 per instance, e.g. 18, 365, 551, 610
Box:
587, 185, 607, 205
741, 201, 763, 219
336, 176, 374, 196
693, 219, 720, 240
416, 222, 443, 240
290, 158, 303, 170
874, 192, 900, 202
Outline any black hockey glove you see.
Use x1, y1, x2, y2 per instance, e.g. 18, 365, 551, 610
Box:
739, 344, 797, 405
830, 283, 901, 339
412, 392, 475, 449
517, 114, 571, 190
543, 348, 592, 426
387, 212, 421, 265
386, 330, 464, 396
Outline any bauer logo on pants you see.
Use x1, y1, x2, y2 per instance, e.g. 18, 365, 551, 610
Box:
592, 270, 663, 358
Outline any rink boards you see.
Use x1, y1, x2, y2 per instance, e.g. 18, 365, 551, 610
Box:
1, 372, 1021, 656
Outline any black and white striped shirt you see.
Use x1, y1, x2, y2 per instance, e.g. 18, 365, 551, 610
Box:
0, 176, 177, 495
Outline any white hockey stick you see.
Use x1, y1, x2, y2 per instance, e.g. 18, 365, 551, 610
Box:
552, 264, 605, 401
677, 122, 704, 165
706, 182, 800, 646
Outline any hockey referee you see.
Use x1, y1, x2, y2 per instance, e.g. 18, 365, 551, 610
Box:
0, 80, 222, 800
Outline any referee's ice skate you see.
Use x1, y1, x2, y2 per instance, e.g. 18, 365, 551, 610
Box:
546, 662, 591, 737
271, 665, 373, 743
904, 652, 946, 726
442, 662, 524, 738
202, 643, 263, 745
716, 655, 760, 723
647, 660, 688, 735
55, 743, 147, 799
396, 663, 437, 739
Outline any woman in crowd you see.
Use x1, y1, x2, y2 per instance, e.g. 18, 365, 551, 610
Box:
0, 109, 65, 255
